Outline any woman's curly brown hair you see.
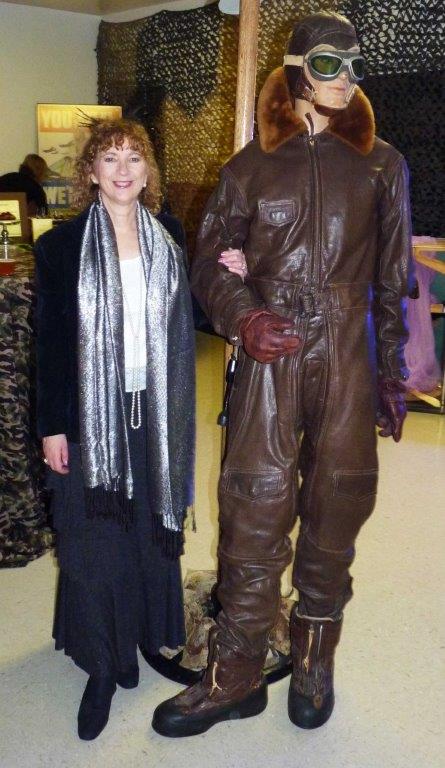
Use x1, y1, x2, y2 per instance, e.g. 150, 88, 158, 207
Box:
71, 118, 162, 213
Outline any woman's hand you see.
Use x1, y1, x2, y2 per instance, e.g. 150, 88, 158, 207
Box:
42, 434, 69, 474
218, 248, 248, 281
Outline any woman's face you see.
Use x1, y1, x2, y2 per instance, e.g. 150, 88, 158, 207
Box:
90, 139, 148, 209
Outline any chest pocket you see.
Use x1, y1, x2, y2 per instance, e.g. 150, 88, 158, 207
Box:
259, 200, 296, 227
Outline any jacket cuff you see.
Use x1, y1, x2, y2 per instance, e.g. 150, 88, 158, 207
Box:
378, 350, 409, 381
37, 417, 68, 439
226, 304, 264, 345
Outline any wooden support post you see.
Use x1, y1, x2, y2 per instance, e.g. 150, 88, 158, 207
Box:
233, 0, 260, 153
221, 0, 260, 454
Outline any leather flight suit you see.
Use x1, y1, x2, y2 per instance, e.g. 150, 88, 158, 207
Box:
191, 71, 412, 660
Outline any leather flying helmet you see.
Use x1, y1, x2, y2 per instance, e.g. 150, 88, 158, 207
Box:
284, 11, 361, 107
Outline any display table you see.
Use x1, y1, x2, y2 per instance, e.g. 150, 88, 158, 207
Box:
406, 240, 445, 414
0, 247, 53, 567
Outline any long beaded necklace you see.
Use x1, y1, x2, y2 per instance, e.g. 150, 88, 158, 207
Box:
121, 257, 145, 429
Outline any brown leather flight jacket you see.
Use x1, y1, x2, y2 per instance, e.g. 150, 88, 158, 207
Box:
191, 69, 413, 380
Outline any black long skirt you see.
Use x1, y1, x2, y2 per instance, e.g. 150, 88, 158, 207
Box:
50, 392, 185, 678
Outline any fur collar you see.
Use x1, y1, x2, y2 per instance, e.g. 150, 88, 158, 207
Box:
257, 67, 375, 156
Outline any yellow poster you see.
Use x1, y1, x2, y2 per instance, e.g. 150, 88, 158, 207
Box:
37, 104, 122, 177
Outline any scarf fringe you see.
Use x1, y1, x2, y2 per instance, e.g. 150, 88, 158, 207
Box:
151, 513, 184, 560
85, 486, 185, 560
85, 486, 134, 531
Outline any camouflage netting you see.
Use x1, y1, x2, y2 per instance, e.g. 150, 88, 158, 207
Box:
97, 0, 444, 246
0, 250, 53, 567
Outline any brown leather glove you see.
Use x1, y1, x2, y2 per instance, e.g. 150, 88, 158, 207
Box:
376, 378, 407, 443
239, 308, 302, 364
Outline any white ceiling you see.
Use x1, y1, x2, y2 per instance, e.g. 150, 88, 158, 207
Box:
0, 0, 167, 15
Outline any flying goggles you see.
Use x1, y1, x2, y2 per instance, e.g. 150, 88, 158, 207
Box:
284, 50, 365, 83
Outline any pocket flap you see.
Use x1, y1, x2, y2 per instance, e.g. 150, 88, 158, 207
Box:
333, 469, 378, 502
225, 470, 284, 499
259, 200, 296, 227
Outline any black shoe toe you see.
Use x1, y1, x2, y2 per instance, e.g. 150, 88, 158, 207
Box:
77, 676, 116, 741
116, 666, 139, 689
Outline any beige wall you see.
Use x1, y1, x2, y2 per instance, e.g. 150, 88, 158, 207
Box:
0, 2, 99, 175
104, 0, 211, 23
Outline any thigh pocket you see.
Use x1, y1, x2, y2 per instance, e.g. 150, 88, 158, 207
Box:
330, 468, 377, 547
312, 469, 378, 551
333, 469, 378, 502
221, 469, 285, 501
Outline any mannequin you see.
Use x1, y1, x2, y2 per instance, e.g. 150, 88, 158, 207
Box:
152, 11, 413, 737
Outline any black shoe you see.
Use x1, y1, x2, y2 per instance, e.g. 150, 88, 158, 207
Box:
288, 687, 334, 729
116, 666, 139, 689
152, 678, 268, 738
77, 676, 116, 741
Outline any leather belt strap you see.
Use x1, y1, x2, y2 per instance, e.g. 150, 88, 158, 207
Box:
249, 278, 372, 316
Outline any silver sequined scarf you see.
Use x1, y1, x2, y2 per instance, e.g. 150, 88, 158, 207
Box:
78, 199, 195, 553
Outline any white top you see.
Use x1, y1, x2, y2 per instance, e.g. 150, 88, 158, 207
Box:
119, 256, 147, 393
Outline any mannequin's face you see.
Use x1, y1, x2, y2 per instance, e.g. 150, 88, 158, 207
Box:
303, 44, 361, 110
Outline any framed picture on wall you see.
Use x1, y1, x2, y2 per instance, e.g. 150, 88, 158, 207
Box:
0, 192, 30, 240
36, 104, 122, 209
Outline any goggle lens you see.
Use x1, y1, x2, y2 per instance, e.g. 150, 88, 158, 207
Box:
310, 54, 342, 77
308, 52, 365, 82
351, 58, 365, 79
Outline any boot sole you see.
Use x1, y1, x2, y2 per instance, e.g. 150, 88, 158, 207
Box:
152, 681, 268, 737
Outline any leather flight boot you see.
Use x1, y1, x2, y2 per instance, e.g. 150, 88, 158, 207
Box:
77, 675, 117, 740
288, 608, 342, 729
152, 628, 268, 737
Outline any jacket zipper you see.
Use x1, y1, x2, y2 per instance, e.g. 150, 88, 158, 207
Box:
305, 116, 322, 289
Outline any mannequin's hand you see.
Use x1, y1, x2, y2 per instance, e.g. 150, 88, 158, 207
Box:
239, 308, 302, 364
218, 248, 248, 281
42, 434, 69, 474
376, 379, 407, 443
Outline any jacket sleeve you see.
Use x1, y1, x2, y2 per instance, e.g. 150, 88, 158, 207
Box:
190, 166, 262, 343
34, 236, 69, 437
374, 155, 414, 380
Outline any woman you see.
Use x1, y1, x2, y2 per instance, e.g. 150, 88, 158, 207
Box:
0, 153, 49, 215
35, 119, 196, 741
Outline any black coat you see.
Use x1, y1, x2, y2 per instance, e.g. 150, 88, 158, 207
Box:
35, 206, 187, 441
0, 170, 48, 215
